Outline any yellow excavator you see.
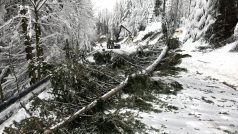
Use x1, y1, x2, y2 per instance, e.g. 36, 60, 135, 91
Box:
107, 25, 132, 49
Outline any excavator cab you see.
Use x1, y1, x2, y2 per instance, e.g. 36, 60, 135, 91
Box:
106, 38, 121, 49
107, 38, 114, 49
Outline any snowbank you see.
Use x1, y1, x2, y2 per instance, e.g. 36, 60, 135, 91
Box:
134, 22, 162, 42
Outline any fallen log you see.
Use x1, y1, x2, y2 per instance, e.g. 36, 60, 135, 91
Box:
44, 45, 169, 134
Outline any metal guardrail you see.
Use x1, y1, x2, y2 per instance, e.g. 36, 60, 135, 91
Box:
0, 76, 51, 112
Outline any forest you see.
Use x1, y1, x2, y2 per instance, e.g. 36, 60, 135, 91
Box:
0, 0, 238, 133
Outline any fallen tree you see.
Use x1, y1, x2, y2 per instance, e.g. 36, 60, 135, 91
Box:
44, 45, 169, 134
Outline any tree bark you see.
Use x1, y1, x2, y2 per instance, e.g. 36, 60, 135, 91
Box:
34, 5, 43, 80
162, 0, 168, 39
163, 0, 166, 14
21, 0, 36, 85
188, 0, 192, 17
0, 84, 3, 102
174, 0, 180, 27
44, 45, 169, 134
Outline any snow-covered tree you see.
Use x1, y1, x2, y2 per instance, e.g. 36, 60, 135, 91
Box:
96, 9, 111, 37
56, 0, 95, 51
0, 0, 95, 101
96, 0, 155, 40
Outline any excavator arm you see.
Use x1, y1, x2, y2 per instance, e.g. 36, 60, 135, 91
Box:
115, 25, 133, 41
119, 25, 132, 36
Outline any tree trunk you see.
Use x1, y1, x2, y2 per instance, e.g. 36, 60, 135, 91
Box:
163, 0, 166, 14
162, 0, 169, 45
0, 84, 3, 102
188, 0, 192, 17
20, 0, 36, 84
34, 2, 43, 80
174, 0, 180, 27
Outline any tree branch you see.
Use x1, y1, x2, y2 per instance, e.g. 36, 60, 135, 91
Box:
36, 0, 48, 11
0, 66, 9, 82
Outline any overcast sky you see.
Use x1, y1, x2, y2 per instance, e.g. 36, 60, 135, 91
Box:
91, 0, 120, 13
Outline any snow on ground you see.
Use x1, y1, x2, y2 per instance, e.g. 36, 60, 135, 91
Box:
0, 83, 52, 133
173, 25, 238, 88
0, 105, 30, 133
132, 40, 238, 133
138, 72, 238, 134
132, 27, 238, 133
179, 39, 238, 88
92, 40, 139, 55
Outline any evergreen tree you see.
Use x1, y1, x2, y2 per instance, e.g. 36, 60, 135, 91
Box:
154, 0, 162, 16
206, 0, 238, 46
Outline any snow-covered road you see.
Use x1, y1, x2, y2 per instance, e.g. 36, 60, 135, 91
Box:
179, 40, 238, 89
140, 71, 238, 134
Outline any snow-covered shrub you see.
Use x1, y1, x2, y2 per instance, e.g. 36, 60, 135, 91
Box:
184, 0, 216, 42
134, 22, 162, 42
